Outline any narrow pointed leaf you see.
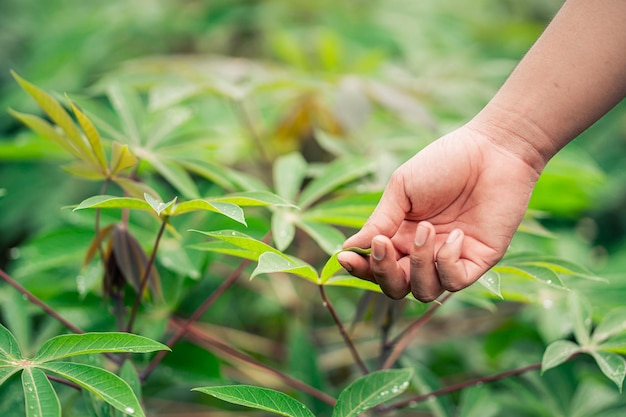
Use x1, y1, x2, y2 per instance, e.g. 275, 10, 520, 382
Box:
251, 252, 319, 284
592, 307, 626, 345
173, 200, 245, 224
33, 332, 169, 362
73, 195, 151, 212
273, 152, 308, 201
302, 191, 381, 228
187, 241, 258, 261
145, 155, 200, 199
8, 109, 82, 159
144, 193, 176, 216
113, 177, 159, 200
211, 191, 297, 208
69, 99, 107, 170
106, 83, 142, 146
541, 340, 580, 372
272, 209, 297, 251
589, 350, 626, 391
332, 369, 412, 417
119, 361, 142, 402
493, 265, 565, 288
194, 385, 315, 417
569, 292, 593, 346
62, 161, 106, 180
191, 230, 280, 260
320, 252, 344, 284
110, 142, 138, 175
324, 276, 383, 293
298, 157, 374, 209
22, 367, 60, 417
39, 362, 145, 417
0, 323, 23, 360
0, 366, 20, 385
297, 220, 344, 255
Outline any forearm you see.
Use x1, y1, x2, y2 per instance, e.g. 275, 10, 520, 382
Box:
471, 0, 626, 172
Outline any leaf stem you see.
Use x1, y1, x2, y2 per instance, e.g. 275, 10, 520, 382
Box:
126, 217, 168, 333
319, 284, 370, 375
381, 293, 452, 370
0, 268, 84, 334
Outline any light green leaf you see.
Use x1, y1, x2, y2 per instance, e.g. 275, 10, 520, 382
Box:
194, 385, 315, 417
173, 200, 245, 225
297, 220, 345, 255
110, 142, 138, 175
272, 209, 297, 251
323, 276, 382, 293
212, 191, 297, 208
73, 195, 151, 212
0, 323, 22, 360
332, 369, 412, 417
33, 332, 170, 363
458, 385, 499, 417
569, 292, 593, 346
589, 350, 626, 391
541, 340, 580, 372
22, 367, 60, 417
298, 157, 374, 209
62, 161, 106, 180
302, 191, 380, 228
0, 366, 20, 385
191, 230, 281, 261
113, 178, 159, 200
477, 270, 502, 299
144, 155, 200, 199
273, 152, 308, 201
39, 362, 145, 417
69, 98, 107, 170
187, 241, 258, 261
592, 307, 626, 345
144, 193, 176, 217
119, 361, 142, 403
251, 252, 319, 284
106, 83, 142, 146
493, 265, 565, 289
320, 252, 344, 284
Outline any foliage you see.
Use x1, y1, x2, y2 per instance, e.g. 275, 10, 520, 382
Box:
1, 1, 626, 416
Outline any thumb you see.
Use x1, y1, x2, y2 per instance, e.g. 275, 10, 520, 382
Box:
343, 176, 409, 249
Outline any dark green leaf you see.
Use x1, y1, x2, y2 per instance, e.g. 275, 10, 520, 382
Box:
194, 385, 315, 417
33, 332, 169, 363
332, 369, 412, 417
22, 367, 60, 417
0, 366, 20, 385
212, 191, 297, 208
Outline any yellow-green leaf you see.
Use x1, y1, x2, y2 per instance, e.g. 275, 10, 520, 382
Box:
110, 142, 138, 175
69, 98, 107, 170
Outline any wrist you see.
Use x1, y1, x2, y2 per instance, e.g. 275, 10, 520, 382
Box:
466, 103, 558, 175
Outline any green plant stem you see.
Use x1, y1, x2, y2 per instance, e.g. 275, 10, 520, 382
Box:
319, 284, 370, 375
0, 268, 84, 335
125, 217, 168, 333
378, 361, 543, 412
177, 318, 337, 407
381, 293, 452, 370
140, 256, 251, 381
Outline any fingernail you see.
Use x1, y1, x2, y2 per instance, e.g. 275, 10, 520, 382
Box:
414, 223, 429, 246
446, 229, 461, 244
372, 239, 385, 261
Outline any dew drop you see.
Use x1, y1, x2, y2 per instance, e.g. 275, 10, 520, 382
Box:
231, 231, 236, 236
124, 407, 135, 415
322, 302, 328, 307
546, 280, 552, 285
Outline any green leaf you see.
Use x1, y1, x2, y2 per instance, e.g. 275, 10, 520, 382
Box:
39, 362, 145, 417
22, 367, 61, 417
73, 195, 151, 212
213, 191, 297, 208
403, 361, 452, 417
569, 292, 593, 346
298, 157, 374, 209
320, 252, 344, 284
0, 366, 20, 385
0, 323, 23, 360
458, 385, 499, 417
592, 307, 626, 345
106, 83, 142, 146
118, 361, 142, 403
194, 385, 315, 417
477, 270, 502, 299
173, 200, 246, 225
191, 230, 281, 261
69, 98, 107, 170
296, 220, 344, 255
493, 265, 564, 289
144, 155, 200, 199
251, 252, 319, 284
589, 350, 626, 391
272, 209, 297, 251
323, 276, 382, 293
541, 340, 580, 372
33, 332, 170, 363
110, 142, 138, 175
332, 369, 412, 417
144, 193, 176, 216
273, 152, 308, 201
187, 241, 258, 261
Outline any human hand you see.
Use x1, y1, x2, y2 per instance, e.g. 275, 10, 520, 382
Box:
337, 125, 542, 302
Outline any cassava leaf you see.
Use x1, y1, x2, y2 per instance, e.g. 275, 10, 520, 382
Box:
213, 191, 297, 208
273, 152, 308, 201
272, 209, 297, 251
22, 367, 61, 417
251, 252, 319, 284
296, 220, 345, 255
332, 369, 412, 417
0, 365, 20, 385
592, 307, 626, 345
144, 193, 177, 216
478, 270, 502, 299
569, 292, 593, 346
33, 332, 169, 363
110, 142, 138, 175
39, 362, 145, 417
0, 323, 23, 360
541, 340, 580, 373
172, 200, 246, 225
73, 195, 151, 212
194, 385, 315, 417
187, 241, 259, 261
190, 230, 280, 261
589, 350, 626, 391
69, 98, 107, 170
323, 276, 382, 293
320, 252, 344, 284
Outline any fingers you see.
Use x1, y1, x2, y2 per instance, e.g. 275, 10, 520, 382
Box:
370, 236, 410, 299
409, 222, 444, 302
436, 228, 478, 292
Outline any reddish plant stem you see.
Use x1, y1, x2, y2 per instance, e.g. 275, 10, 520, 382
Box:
319, 284, 370, 375
379, 361, 543, 412
381, 293, 453, 370
0, 268, 84, 335
179, 319, 337, 407
48, 375, 82, 391
126, 218, 168, 333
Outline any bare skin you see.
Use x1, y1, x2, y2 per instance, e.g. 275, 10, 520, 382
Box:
337, 0, 626, 302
